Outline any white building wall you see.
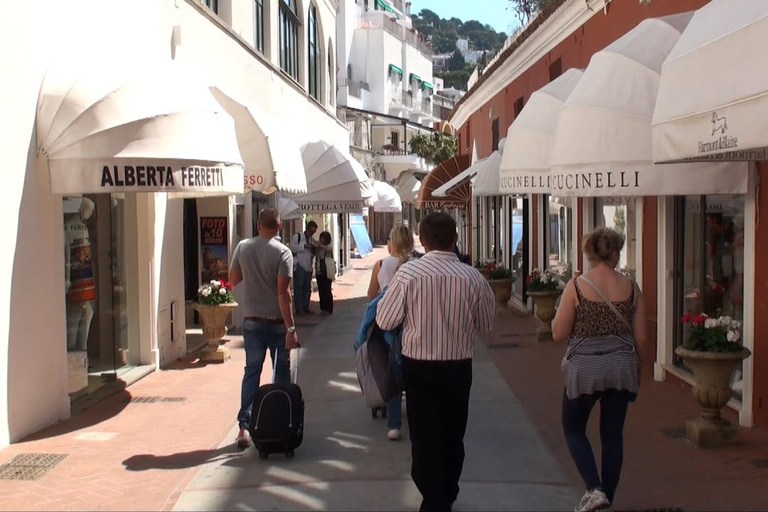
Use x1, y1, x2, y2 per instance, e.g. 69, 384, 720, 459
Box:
0, 0, 347, 447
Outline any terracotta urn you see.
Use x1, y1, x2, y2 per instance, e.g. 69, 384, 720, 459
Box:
487, 278, 515, 312
675, 346, 751, 447
527, 290, 562, 341
193, 302, 238, 363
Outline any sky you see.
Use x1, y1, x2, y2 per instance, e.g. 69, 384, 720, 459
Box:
408, 0, 518, 34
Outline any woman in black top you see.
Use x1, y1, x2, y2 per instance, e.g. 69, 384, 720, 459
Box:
315, 231, 334, 315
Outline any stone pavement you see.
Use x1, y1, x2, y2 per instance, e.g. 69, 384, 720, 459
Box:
485, 306, 768, 512
0, 245, 578, 512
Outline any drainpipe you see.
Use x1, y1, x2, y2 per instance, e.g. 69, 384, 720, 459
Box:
403, 118, 408, 153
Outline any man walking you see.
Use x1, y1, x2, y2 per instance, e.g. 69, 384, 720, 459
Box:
377, 212, 495, 512
229, 208, 299, 449
290, 220, 318, 315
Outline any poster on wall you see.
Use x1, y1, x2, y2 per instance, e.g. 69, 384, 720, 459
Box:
200, 217, 229, 283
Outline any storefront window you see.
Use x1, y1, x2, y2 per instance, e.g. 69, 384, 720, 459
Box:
546, 195, 574, 281
594, 197, 638, 279
63, 195, 129, 400
510, 196, 527, 302
674, 195, 745, 399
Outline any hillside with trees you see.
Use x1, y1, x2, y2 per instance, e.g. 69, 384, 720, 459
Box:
411, 9, 508, 90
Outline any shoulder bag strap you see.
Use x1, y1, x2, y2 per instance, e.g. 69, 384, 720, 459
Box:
578, 276, 634, 333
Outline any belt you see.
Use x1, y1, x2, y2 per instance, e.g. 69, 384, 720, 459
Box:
244, 316, 284, 325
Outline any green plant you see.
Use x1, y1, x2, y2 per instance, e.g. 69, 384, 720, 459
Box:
408, 132, 457, 165
681, 313, 743, 353
525, 268, 564, 292
197, 279, 235, 305
475, 259, 515, 280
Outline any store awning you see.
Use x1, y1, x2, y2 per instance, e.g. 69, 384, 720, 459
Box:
433, 161, 480, 197
394, 173, 421, 203
421, 81, 434, 91
416, 154, 472, 209
376, 0, 394, 13
389, 64, 403, 77
36, 58, 244, 196
373, 180, 402, 212
291, 140, 375, 213
210, 86, 307, 194
472, 150, 504, 197
549, 15, 748, 197
409, 73, 422, 84
499, 68, 584, 195
652, 0, 768, 162
276, 193, 303, 221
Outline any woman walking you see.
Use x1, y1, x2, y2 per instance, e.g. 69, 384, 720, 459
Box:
315, 231, 334, 315
551, 228, 647, 512
363, 225, 414, 441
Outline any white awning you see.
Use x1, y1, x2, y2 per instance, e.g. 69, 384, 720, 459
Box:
210, 86, 307, 194
472, 151, 503, 197
291, 140, 375, 213
373, 180, 402, 212
394, 173, 421, 203
499, 68, 584, 195
549, 15, 748, 197
652, 0, 768, 162
276, 193, 303, 221
36, 58, 244, 196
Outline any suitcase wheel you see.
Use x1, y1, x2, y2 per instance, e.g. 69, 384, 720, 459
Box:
258, 449, 268, 460
286, 449, 295, 459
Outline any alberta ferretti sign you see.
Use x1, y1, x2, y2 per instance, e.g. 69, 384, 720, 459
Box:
49, 160, 244, 195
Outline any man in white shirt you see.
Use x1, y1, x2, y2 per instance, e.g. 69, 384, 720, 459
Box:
377, 212, 495, 512
290, 221, 318, 315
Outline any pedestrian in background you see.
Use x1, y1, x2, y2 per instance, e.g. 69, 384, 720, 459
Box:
290, 220, 318, 315
229, 208, 299, 449
552, 227, 647, 512
315, 231, 334, 315
377, 212, 495, 512
364, 225, 415, 441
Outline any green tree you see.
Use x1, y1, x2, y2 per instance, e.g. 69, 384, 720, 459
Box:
613, 207, 626, 237
409, 132, 458, 165
509, 0, 552, 24
449, 50, 466, 71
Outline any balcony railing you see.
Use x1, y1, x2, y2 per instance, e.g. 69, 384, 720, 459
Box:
402, 90, 413, 108
339, 77, 370, 98
405, 29, 432, 57
433, 94, 455, 109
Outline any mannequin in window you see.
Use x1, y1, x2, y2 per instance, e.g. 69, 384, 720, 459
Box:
64, 198, 96, 352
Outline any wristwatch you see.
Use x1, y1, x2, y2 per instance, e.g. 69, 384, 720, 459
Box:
286, 326, 296, 334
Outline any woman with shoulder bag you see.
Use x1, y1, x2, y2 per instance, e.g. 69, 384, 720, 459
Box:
315, 231, 335, 315
551, 227, 647, 512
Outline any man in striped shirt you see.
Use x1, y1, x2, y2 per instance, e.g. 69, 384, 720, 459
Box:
377, 212, 495, 512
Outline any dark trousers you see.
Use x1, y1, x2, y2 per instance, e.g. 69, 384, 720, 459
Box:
402, 356, 472, 512
316, 276, 333, 313
562, 389, 630, 503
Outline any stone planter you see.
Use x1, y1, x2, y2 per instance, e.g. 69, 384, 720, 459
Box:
527, 290, 562, 341
675, 346, 751, 447
487, 278, 515, 312
192, 302, 238, 363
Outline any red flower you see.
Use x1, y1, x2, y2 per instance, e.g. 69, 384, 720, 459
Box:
692, 314, 708, 326
681, 313, 692, 323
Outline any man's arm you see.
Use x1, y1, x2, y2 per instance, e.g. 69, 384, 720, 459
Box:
376, 273, 407, 331
229, 243, 242, 287
474, 278, 496, 334
277, 250, 299, 349
289, 233, 302, 254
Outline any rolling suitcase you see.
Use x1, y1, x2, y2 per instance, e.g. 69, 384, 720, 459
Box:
248, 348, 304, 460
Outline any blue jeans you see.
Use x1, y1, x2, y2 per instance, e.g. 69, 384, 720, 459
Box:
294, 265, 312, 313
237, 320, 291, 429
386, 392, 402, 430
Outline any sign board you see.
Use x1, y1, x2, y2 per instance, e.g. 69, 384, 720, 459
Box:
200, 217, 229, 283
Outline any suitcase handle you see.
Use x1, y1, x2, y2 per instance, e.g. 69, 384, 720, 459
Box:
273, 347, 301, 385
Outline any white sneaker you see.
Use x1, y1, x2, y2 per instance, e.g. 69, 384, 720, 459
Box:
236, 427, 250, 449
387, 429, 401, 441
575, 489, 610, 512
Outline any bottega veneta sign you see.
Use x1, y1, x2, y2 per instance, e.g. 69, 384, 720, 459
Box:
100, 165, 226, 188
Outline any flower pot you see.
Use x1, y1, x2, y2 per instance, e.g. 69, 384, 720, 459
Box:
192, 302, 238, 363
527, 290, 562, 341
487, 278, 515, 312
675, 346, 751, 447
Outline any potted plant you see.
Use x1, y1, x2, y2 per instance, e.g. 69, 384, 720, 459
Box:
193, 279, 238, 363
477, 261, 517, 311
675, 313, 751, 447
525, 268, 564, 341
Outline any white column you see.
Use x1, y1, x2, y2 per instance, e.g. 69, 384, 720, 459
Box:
740, 163, 758, 427
655, 196, 676, 382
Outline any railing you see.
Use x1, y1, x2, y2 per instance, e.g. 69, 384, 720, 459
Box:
405, 29, 432, 57
402, 90, 413, 108
433, 94, 455, 109
420, 98, 432, 115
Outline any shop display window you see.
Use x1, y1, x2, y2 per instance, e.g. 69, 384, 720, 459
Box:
594, 197, 638, 279
546, 195, 574, 282
673, 195, 745, 399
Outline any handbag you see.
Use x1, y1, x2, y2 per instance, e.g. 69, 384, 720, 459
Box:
323, 255, 337, 281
